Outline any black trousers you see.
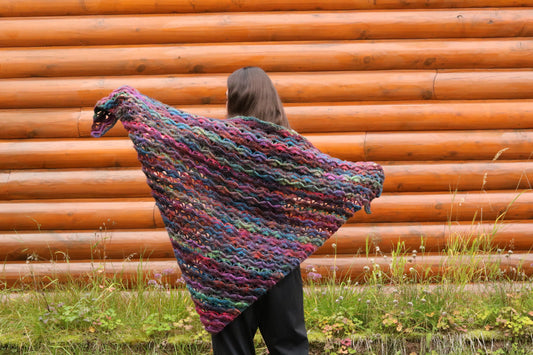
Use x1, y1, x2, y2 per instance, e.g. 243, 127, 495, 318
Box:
211, 266, 309, 355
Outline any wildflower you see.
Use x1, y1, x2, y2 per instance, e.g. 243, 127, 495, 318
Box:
409, 267, 415, 273
305, 264, 315, 272
400, 312, 405, 316
497, 248, 502, 253
175, 277, 186, 285
370, 258, 375, 264
363, 265, 370, 272
441, 311, 447, 317
330, 265, 339, 272
375, 246, 380, 252
412, 250, 417, 254
162, 268, 174, 276
341, 338, 352, 347
407, 302, 413, 307
147, 279, 158, 286
57, 302, 64, 308
308, 272, 322, 281
331, 243, 337, 249
393, 299, 399, 305
154, 273, 162, 279
366, 299, 371, 305
420, 245, 425, 251
420, 298, 426, 303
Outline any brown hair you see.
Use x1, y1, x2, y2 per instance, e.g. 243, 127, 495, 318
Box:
226, 67, 290, 128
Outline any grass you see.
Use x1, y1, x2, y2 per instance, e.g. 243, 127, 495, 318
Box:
1, 250, 532, 354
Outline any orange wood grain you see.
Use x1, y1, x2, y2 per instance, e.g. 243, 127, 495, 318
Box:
2, 130, 531, 169
1, 0, 532, 17
2, 39, 533, 78
3, 70, 533, 109
1, 191, 531, 231
2, 253, 532, 288
0, 221, 530, 261
347, 191, 533, 223
364, 130, 533, 161
4, 100, 533, 139
0, 71, 436, 109
0, 199, 156, 231
1, 9, 532, 47
435, 69, 533, 100
4, 161, 532, 199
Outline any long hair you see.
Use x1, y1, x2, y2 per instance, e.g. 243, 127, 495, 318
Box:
226, 67, 290, 129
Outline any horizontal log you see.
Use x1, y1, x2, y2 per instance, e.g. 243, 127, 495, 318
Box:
0, 72, 436, 109
435, 69, 533, 100
383, 161, 533, 192
2, 253, 532, 288
4, 100, 533, 139
1, 10, 532, 47
0, 138, 139, 169
0, 199, 157, 231
320, 221, 533, 254
346, 191, 533, 223
307, 253, 533, 282
2, 0, 532, 16
1, 221, 531, 261
0, 229, 174, 261
3, 70, 533, 109
2, 129, 531, 169
4, 161, 532, 199
3, 39, 533, 79
362, 129, 533, 161
0, 191, 530, 231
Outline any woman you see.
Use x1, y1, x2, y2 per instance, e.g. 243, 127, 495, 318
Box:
211, 67, 309, 355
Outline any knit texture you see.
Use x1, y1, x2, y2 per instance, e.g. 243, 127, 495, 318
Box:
91, 86, 384, 333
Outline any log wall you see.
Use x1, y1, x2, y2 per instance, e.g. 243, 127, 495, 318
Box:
1, 0, 532, 287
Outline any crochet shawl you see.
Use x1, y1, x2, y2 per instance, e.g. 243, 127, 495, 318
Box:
91, 86, 384, 333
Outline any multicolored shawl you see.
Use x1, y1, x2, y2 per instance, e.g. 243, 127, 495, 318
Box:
91, 86, 384, 333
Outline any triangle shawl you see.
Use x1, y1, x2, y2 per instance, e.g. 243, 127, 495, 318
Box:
91, 86, 384, 333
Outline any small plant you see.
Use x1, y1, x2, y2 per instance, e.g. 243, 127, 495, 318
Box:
495, 307, 533, 337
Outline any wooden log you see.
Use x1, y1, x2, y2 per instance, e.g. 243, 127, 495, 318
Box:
3, 70, 533, 109
319, 221, 533, 255
3, 39, 533, 78
4, 168, 150, 199
1, 0, 532, 17
0, 199, 157, 231
307, 253, 533, 282
0, 72, 437, 109
435, 69, 533, 100
2, 253, 532, 288
345, 191, 533, 223
0, 108, 81, 139
1, 10, 533, 47
383, 161, 533, 192
0, 138, 139, 169
4, 161, 532, 199
4, 100, 533, 139
2, 129, 532, 169
1, 190, 528, 230
0, 229, 174, 261
363, 130, 533, 161
1, 221, 530, 262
